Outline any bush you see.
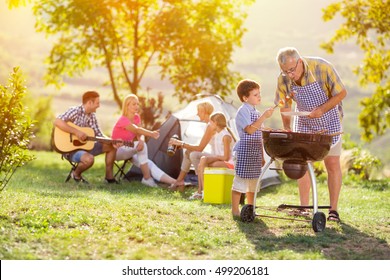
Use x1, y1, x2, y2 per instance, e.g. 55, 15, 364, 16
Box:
340, 134, 382, 180
29, 95, 55, 151
341, 133, 358, 150
313, 133, 382, 181
0, 67, 35, 190
349, 147, 382, 180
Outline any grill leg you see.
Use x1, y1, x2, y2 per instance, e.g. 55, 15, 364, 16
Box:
308, 162, 318, 214
253, 159, 274, 212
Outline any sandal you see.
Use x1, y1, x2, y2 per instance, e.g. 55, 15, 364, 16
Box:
327, 210, 341, 222
105, 178, 119, 184
188, 191, 203, 200
71, 171, 89, 184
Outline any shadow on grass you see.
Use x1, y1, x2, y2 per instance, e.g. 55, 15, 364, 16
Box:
235, 210, 390, 260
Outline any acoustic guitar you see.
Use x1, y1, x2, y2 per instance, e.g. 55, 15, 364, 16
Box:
52, 122, 133, 153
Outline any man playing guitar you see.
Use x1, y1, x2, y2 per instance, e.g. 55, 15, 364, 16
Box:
54, 90, 119, 184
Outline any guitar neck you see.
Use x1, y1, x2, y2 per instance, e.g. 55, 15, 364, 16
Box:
86, 136, 133, 147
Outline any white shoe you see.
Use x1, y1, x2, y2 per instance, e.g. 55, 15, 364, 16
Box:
141, 177, 158, 187
189, 191, 203, 200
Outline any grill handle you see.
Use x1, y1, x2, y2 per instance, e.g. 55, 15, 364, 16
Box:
269, 133, 288, 139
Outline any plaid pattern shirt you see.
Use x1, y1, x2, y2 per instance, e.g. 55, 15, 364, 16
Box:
57, 105, 104, 137
275, 56, 345, 116
234, 104, 263, 179
292, 81, 342, 144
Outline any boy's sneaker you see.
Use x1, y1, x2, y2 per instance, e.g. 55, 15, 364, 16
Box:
141, 177, 158, 187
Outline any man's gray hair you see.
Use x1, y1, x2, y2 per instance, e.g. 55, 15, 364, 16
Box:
276, 47, 301, 65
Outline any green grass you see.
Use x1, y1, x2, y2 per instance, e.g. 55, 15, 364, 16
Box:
0, 151, 389, 260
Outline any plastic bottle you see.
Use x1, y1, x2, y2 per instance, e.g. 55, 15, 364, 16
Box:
167, 134, 179, 156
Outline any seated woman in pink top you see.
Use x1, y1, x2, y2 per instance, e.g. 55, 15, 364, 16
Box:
112, 94, 175, 187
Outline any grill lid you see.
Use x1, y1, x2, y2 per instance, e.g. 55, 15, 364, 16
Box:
262, 130, 333, 162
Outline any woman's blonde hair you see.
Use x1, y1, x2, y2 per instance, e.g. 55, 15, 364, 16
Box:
122, 94, 138, 116
197, 101, 214, 116
210, 111, 237, 142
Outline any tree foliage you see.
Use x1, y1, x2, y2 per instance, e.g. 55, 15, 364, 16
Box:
31, 0, 252, 107
0, 67, 35, 191
321, 0, 390, 142
5, 0, 29, 9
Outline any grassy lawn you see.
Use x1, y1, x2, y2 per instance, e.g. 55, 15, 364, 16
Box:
0, 151, 389, 260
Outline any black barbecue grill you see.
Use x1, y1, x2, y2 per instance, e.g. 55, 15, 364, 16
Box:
240, 130, 334, 232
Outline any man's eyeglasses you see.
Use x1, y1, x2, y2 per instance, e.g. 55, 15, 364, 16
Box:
281, 59, 300, 76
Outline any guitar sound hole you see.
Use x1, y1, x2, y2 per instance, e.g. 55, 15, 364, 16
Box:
73, 140, 86, 147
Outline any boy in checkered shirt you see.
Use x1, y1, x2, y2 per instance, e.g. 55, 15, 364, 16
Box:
231, 79, 274, 217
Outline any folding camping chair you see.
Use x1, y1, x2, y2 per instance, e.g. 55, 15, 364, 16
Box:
114, 158, 132, 181
52, 125, 88, 184
61, 153, 81, 183
56, 153, 90, 184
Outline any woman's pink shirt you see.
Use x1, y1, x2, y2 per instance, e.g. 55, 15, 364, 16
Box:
112, 114, 141, 141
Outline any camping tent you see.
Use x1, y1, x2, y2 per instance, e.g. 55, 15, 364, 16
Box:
173, 94, 239, 148
173, 94, 280, 188
127, 94, 280, 188
125, 114, 184, 180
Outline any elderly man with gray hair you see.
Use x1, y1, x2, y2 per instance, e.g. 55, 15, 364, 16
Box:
274, 47, 347, 222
